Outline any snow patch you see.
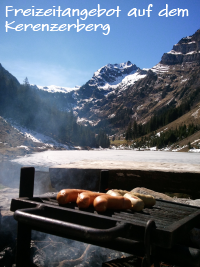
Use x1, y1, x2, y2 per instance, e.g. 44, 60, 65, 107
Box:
149, 146, 157, 151
118, 71, 147, 92
166, 98, 174, 105
156, 128, 168, 137
180, 78, 188, 83
186, 51, 197, 55
17, 145, 30, 150
192, 107, 200, 118
172, 145, 187, 152
137, 105, 143, 110
76, 116, 100, 126
167, 50, 182, 55
32, 85, 80, 94
4, 119, 70, 149
151, 63, 169, 73
189, 148, 200, 153
191, 139, 200, 145
108, 114, 115, 119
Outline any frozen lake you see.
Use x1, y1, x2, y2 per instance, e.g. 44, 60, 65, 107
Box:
11, 149, 200, 172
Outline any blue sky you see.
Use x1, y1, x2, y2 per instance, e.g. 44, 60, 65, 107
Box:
0, 0, 199, 87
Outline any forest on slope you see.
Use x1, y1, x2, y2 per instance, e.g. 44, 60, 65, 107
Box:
0, 69, 110, 148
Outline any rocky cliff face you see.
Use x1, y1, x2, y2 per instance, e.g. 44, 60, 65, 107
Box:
161, 29, 200, 65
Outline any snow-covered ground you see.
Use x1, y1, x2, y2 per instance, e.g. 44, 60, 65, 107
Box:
189, 148, 200, 153
4, 118, 70, 149
11, 150, 200, 172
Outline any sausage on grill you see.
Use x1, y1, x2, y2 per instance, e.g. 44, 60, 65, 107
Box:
124, 193, 144, 211
76, 191, 106, 208
106, 189, 128, 197
130, 192, 156, 208
93, 195, 132, 212
57, 189, 89, 205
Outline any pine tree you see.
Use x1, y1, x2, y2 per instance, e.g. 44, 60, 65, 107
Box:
23, 77, 30, 87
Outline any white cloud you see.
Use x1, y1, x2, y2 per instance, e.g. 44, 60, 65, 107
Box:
1, 60, 92, 87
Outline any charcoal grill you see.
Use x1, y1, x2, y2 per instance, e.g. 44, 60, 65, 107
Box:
10, 167, 200, 267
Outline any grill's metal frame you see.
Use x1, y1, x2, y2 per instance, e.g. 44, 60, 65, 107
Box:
11, 195, 200, 248
10, 167, 200, 267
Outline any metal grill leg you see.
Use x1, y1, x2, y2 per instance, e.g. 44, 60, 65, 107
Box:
99, 170, 109, 193
16, 222, 32, 267
142, 220, 159, 267
19, 167, 35, 198
15, 167, 35, 266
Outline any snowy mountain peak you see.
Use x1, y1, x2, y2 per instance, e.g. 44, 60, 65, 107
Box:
31, 84, 80, 94
105, 61, 133, 69
90, 61, 139, 88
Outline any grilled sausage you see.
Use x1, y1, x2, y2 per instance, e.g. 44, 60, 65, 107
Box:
124, 193, 144, 211
76, 192, 106, 208
106, 189, 129, 197
56, 189, 89, 205
130, 192, 156, 208
106, 190, 121, 197
93, 195, 132, 212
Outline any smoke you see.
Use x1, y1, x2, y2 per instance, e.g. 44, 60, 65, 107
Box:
0, 161, 21, 188
0, 214, 17, 266
50, 168, 100, 192
31, 231, 130, 267
0, 157, 130, 266
0, 160, 53, 195
28, 166, 128, 266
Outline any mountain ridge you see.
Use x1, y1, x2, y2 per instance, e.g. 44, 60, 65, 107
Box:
0, 28, 199, 149
28, 29, 200, 131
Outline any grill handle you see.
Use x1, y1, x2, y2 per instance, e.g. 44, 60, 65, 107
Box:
14, 205, 130, 242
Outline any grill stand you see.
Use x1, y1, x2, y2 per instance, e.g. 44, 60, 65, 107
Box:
13, 167, 200, 267
16, 223, 32, 267
14, 168, 148, 267
142, 220, 160, 267
16, 167, 35, 267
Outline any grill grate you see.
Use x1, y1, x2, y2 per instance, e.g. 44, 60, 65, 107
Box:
10, 193, 200, 249
11, 167, 200, 267
30, 194, 200, 227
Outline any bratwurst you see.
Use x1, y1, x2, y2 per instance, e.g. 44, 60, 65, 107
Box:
76, 191, 106, 208
106, 189, 128, 197
124, 193, 144, 211
56, 189, 89, 205
130, 192, 156, 208
93, 195, 132, 212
